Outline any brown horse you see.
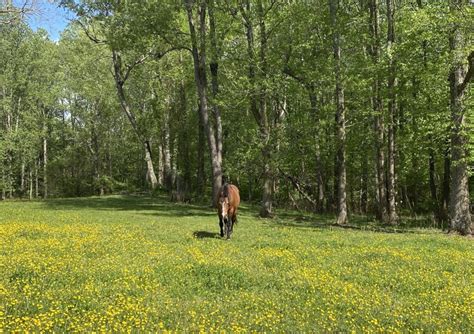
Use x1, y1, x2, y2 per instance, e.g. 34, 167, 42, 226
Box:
217, 184, 240, 239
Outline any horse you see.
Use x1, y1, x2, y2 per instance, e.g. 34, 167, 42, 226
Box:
216, 183, 240, 239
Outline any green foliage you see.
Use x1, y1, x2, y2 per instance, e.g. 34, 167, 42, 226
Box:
1, 0, 472, 215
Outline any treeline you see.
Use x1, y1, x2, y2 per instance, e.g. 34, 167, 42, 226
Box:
0, 0, 472, 234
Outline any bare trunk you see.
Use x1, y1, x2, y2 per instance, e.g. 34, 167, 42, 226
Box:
158, 143, 164, 186
369, 0, 388, 222
361, 157, 369, 214
162, 110, 172, 190
186, 0, 223, 205
177, 78, 192, 196
20, 162, 25, 196
309, 87, 325, 213
43, 136, 48, 199
145, 141, 158, 192
330, 0, 348, 225
442, 143, 450, 217
1, 167, 5, 200
448, 0, 472, 235
112, 50, 158, 190
241, 0, 273, 217
35, 159, 39, 198
428, 146, 441, 221
196, 111, 206, 196
260, 130, 273, 217
91, 121, 103, 196
386, 0, 398, 225
257, 0, 273, 217
7, 154, 12, 199
208, 0, 223, 180
29, 168, 33, 200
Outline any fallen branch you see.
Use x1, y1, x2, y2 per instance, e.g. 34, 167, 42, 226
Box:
278, 167, 318, 208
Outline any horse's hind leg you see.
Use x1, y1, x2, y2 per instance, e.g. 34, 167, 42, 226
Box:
226, 221, 233, 239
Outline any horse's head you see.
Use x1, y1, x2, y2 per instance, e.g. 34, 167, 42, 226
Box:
219, 196, 230, 223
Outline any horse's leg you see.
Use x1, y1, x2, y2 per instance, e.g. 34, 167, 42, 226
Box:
219, 216, 224, 237
226, 221, 231, 239
229, 214, 237, 237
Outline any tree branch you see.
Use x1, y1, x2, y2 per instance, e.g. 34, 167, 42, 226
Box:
458, 50, 474, 95
279, 168, 318, 208
75, 19, 107, 44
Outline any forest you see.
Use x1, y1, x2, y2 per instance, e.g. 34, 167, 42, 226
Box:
1, 0, 473, 233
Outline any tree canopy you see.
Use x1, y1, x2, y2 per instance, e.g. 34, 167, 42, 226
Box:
0, 0, 472, 233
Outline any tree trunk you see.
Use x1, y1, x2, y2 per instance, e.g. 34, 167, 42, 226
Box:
330, 0, 348, 225
308, 87, 325, 213
442, 143, 450, 218
112, 50, 158, 190
35, 159, 39, 198
241, 0, 274, 217
185, 0, 223, 205
361, 156, 369, 214
7, 153, 12, 199
145, 140, 158, 191
428, 146, 441, 221
177, 79, 192, 196
162, 109, 173, 190
448, 0, 473, 235
386, 0, 398, 225
91, 118, 103, 196
196, 110, 206, 197
158, 143, 164, 187
20, 161, 25, 196
29, 168, 33, 200
260, 130, 273, 217
43, 136, 48, 199
369, 0, 388, 222
1, 166, 5, 200
257, 0, 273, 218
208, 0, 223, 184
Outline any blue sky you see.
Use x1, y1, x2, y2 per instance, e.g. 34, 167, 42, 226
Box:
13, 0, 74, 41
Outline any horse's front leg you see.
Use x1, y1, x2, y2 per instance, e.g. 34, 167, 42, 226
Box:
219, 216, 224, 237
225, 210, 235, 239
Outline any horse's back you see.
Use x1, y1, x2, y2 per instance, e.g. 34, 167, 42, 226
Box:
218, 184, 240, 208
228, 184, 240, 208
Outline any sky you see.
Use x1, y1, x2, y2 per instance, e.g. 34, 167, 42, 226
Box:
13, 0, 74, 41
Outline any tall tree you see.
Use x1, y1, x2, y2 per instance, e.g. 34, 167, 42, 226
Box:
185, 0, 223, 205
239, 0, 278, 217
386, 0, 398, 225
329, 0, 348, 224
448, 0, 473, 235
368, 0, 387, 222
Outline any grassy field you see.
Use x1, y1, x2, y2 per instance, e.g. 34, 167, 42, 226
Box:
0, 195, 473, 332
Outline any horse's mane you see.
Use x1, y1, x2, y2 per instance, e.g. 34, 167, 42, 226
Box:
222, 183, 230, 200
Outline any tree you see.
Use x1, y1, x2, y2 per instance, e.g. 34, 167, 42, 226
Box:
185, 0, 223, 205
329, 0, 348, 224
448, 0, 473, 235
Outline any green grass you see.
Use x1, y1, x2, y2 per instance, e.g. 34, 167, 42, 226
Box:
0, 195, 473, 332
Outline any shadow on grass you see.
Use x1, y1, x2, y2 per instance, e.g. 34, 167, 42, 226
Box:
268, 211, 443, 234
193, 231, 220, 239
41, 195, 442, 235
42, 195, 216, 218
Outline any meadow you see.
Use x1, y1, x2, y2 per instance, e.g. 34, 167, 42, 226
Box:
0, 195, 473, 332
